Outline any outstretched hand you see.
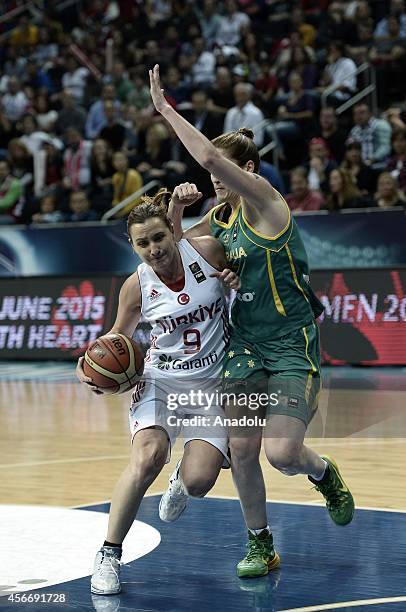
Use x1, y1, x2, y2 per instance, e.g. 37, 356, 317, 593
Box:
149, 64, 170, 115
210, 269, 241, 291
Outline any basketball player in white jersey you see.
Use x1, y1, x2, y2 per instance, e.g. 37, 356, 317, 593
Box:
76, 188, 240, 595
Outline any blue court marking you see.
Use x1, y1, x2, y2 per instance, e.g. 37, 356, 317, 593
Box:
8, 497, 405, 612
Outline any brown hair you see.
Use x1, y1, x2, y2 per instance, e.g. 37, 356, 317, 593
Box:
127, 188, 172, 240
327, 168, 361, 210
211, 127, 260, 172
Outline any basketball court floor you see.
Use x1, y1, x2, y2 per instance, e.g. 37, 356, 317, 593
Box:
1, 362, 406, 612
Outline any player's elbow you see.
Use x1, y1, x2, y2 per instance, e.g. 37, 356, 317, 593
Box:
201, 146, 221, 172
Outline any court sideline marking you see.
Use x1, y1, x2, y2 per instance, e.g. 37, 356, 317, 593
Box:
279, 595, 406, 611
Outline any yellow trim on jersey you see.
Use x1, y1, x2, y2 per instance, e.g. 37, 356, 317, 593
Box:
285, 244, 310, 304
241, 193, 291, 240
266, 249, 286, 317
239, 217, 294, 252
211, 202, 241, 229
302, 326, 318, 373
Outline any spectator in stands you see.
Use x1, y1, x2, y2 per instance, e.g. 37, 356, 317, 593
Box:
163, 66, 190, 106
111, 61, 133, 104
19, 113, 61, 156
374, 0, 406, 39
135, 122, 173, 184
10, 15, 39, 49
317, 2, 358, 46
98, 101, 126, 152
276, 71, 316, 139
282, 45, 319, 92
307, 137, 337, 193
90, 139, 114, 212
208, 67, 235, 115
61, 56, 89, 105
197, 0, 222, 48
224, 83, 264, 147
384, 106, 406, 132
190, 37, 216, 87
161, 25, 182, 65
85, 84, 119, 140
348, 21, 375, 65
0, 105, 17, 154
68, 190, 99, 222
255, 59, 278, 113
0, 159, 22, 223
24, 59, 53, 94
55, 90, 87, 136
341, 140, 376, 196
7, 139, 33, 194
31, 27, 59, 64
349, 103, 392, 167
34, 93, 58, 133
370, 15, 406, 106
1, 77, 30, 123
32, 195, 64, 224
286, 166, 324, 211
34, 139, 64, 199
237, 31, 262, 82
317, 106, 347, 163
182, 89, 223, 140
179, 89, 223, 196
319, 41, 357, 104
290, 6, 317, 47
215, 0, 250, 48
62, 127, 92, 191
374, 172, 405, 207
386, 129, 406, 193
111, 151, 143, 218
325, 168, 365, 211
127, 71, 151, 111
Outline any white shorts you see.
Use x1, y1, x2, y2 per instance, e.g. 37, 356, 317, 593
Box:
129, 371, 229, 467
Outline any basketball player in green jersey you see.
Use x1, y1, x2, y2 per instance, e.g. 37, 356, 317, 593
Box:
150, 64, 354, 578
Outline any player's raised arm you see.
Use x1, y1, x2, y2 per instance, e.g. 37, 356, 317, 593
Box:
149, 64, 288, 235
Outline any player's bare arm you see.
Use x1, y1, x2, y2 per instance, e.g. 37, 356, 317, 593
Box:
168, 182, 212, 241
149, 64, 289, 237
189, 235, 241, 290
75, 273, 141, 389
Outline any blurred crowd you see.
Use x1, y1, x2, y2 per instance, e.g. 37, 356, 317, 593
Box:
0, 0, 405, 224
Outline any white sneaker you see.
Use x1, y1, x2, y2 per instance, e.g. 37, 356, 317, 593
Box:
159, 460, 188, 522
91, 547, 122, 595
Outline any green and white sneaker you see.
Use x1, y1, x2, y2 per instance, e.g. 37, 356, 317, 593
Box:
237, 530, 280, 578
310, 456, 355, 526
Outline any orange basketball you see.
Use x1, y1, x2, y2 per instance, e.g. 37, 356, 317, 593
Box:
83, 333, 144, 394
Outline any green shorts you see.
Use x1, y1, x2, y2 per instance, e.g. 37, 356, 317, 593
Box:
222, 322, 321, 427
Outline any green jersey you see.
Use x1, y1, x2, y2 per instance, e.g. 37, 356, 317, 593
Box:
209, 200, 324, 342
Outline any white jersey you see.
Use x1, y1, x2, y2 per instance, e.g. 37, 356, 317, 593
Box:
137, 239, 229, 379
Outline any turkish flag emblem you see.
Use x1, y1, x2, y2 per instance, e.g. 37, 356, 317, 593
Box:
177, 293, 190, 305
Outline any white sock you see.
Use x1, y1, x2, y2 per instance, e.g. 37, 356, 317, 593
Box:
310, 459, 328, 481
249, 525, 270, 536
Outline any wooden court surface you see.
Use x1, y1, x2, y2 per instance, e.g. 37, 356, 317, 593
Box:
1, 366, 405, 511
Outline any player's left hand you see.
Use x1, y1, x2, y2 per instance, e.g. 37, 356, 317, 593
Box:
210, 269, 241, 290
149, 64, 171, 115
